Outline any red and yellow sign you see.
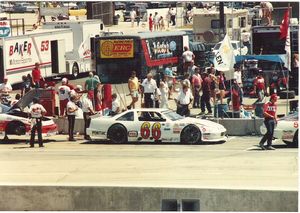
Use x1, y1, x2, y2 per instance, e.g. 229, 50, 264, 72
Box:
100, 39, 134, 58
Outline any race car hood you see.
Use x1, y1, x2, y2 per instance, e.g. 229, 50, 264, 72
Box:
10, 89, 52, 111
181, 117, 226, 130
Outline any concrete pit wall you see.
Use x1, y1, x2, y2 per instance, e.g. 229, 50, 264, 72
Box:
0, 185, 297, 211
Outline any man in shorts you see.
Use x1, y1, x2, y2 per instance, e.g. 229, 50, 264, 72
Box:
127, 71, 139, 109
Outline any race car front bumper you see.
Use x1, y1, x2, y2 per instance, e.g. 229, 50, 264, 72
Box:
86, 128, 107, 140
202, 131, 228, 142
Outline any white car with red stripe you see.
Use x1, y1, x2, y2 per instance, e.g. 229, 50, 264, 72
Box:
87, 109, 227, 144
273, 111, 298, 147
0, 110, 57, 139
0, 89, 57, 139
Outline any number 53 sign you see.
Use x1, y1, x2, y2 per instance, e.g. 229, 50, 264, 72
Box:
140, 122, 161, 140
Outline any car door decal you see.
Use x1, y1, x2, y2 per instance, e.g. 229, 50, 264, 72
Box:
140, 122, 161, 140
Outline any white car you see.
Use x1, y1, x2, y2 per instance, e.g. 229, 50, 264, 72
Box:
273, 112, 298, 147
87, 109, 227, 144
212, 40, 248, 56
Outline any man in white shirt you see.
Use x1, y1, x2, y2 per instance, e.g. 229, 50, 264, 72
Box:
241, 30, 250, 54
182, 46, 195, 74
234, 69, 243, 86
67, 96, 79, 141
130, 9, 136, 27
170, 8, 176, 26
82, 93, 95, 140
58, 78, 71, 117
110, 93, 120, 116
28, 97, 47, 148
0, 78, 12, 94
141, 73, 157, 108
154, 12, 160, 31
175, 83, 193, 116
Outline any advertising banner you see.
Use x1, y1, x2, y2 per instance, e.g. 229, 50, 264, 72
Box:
144, 36, 182, 60
100, 39, 134, 58
0, 20, 11, 37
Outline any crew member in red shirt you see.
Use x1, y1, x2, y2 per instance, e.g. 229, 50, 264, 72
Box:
149, 13, 153, 32
253, 71, 266, 101
258, 94, 278, 150
32, 62, 44, 88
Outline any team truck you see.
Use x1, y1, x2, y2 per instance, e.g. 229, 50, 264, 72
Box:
0, 28, 73, 85
42, 19, 105, 77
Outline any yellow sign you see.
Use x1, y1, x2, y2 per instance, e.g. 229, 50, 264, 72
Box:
100, 39, 134, 58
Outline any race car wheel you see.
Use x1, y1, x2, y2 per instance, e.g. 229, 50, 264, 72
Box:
107, 124, 128, 143
180, 125, 201, 144
72, 63, 79, 78
292, 130, 298, 148
5, 121, 26, 136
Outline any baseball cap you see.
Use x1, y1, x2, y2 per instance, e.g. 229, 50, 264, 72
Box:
62, 78, 68, 83
270, 94, 278, 100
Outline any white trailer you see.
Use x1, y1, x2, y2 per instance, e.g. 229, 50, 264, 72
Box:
42, 19, 105, 77
0, 29, 73, 85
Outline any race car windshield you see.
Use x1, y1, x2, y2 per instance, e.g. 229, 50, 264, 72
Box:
280, 112, 298, 121
163, 110, 184, 121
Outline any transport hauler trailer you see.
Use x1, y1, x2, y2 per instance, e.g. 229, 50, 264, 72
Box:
42, 20, 104, 77
0, 29, 73, 85
94, 31, 189, 83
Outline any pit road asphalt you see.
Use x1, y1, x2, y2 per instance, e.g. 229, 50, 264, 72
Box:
0, 135, 297, 191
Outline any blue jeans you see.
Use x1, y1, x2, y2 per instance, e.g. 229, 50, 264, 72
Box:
260, 119, 275, 146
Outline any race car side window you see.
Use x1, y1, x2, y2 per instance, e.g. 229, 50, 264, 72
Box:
138, 111, 166, 122
116, 112, 134, 121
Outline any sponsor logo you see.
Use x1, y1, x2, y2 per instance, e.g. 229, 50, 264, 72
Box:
128, 131, 138, 137
100, 39, 134, 58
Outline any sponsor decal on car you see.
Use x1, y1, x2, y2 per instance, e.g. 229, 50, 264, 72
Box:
173, 124, 181, 134
128, 131, 138, 137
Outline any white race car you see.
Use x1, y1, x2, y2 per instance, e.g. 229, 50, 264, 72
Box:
87, 109, 227, 144
274, 111, 298, 147
0, 89, 57, 140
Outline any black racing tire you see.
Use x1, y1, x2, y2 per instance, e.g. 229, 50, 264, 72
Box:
107, 124, 128, 143
72, 63, 79, 78
180, 125, 201, 144
6, 121, 26, 136
292, 130, 298, 147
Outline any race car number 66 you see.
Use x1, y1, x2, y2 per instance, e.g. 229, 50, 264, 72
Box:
141, 122, 161, 140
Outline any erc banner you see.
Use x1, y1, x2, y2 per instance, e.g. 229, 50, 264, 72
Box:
100, 39, 134, 58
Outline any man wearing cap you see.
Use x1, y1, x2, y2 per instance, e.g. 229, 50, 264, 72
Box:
32, 63, 44, 88
84, 72, 100, 107
28, 97, 47, 148
258, 94, 278, 150
141, 73, 157, 108
58, 78, 71, 117
253, 71, 266, 101
82, 93, 95, 140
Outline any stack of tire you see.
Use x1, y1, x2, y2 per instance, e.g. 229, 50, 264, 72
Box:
279, 90, 296, 99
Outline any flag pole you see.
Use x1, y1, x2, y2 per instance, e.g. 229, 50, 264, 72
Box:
286, 5, 291, 115
231, 3, 234, 118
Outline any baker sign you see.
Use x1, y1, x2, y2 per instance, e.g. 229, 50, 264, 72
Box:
0, 21, 11, 37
